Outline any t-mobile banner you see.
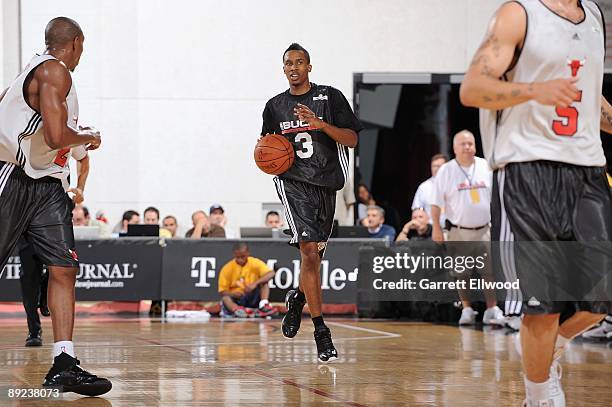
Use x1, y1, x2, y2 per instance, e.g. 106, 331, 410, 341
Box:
0, 238, 163, 301
161, 239, 362, 303
358, 241, 612, 304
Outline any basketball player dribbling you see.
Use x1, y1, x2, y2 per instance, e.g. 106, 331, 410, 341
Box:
461, 1, 611, 405
261, 43, 363, 362
0, 17, 111, 395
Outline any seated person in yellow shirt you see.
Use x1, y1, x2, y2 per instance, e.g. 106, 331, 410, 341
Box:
219, 243, 278, 318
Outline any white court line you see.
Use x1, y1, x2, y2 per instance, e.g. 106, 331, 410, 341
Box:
0, 323, 401, 351
327, 321, 401, 338
0, 335, 399, 352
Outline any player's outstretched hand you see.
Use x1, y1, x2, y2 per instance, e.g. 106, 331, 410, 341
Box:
294, 103, 326, 129
78, 125, 102, 151
68, 187, 84, 204
531, 77, 580, 108
86, 135, 101, 151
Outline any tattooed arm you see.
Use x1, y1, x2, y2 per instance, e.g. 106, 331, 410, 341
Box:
601, 96, 612, 134
460, 2, 579, 110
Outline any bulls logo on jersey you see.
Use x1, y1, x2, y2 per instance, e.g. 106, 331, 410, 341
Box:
568, 59, 584, 77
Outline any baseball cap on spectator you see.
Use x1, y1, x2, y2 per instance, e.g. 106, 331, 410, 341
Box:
210, 204, 224, 214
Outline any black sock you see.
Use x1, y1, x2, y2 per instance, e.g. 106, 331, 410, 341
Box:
295, 289, 306, 301
312, 316, 325, 329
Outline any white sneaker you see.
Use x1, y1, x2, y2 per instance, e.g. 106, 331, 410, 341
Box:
459, 307, 477, 325
523, 375, 565, 407
506, 315, 522, 331
483, 306, 506, 326
582, 323, 612, 340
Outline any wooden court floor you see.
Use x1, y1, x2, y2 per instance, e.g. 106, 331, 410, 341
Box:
0, 317, 610, 406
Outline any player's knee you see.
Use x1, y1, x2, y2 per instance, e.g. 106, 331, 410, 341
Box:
300, 249, 320, 266
300, 242, 319, 256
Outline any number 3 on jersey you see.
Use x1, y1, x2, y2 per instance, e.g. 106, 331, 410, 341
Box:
552, 90, 582, 137
295, 132, 314, 159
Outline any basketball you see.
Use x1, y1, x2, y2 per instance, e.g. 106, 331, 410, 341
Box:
254, 134, 294, 175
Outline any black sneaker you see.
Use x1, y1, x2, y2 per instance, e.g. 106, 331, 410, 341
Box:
43, 353, 112, 396
314, 326, 338, 363
25, 332, 42, 347
282, 289, 305, 338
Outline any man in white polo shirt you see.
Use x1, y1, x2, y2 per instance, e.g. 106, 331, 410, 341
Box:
431, 130, 504, 326
412, 153, 447, 225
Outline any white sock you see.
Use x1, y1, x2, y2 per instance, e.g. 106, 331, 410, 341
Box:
523, 376, 552, 401
259, 299, 269, 308
53, 341, 75, 358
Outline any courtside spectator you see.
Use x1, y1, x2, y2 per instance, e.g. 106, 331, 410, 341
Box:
113, 210, 140, 235
209, 204, 238, 238
431, 130, 504, 326
396, 208, 433, 241
162, 215, 178, 237
144, 206, 172, 238
412, 153, 448, 224
72, 205, 111, 237
265, 211, 283, 228
357, 183, 376, 225
366, 205, 396, 240
218, 243, 277, 318
186, 210, 226, 238
72, 205, 90, 227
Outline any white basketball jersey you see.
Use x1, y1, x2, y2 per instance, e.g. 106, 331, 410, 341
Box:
480, 0, 606, 169
0, 54, 79, 187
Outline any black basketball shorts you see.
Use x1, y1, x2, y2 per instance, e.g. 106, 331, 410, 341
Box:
273, 176, 336, 255
491, 160, 612, 315
0, 161, 78, 270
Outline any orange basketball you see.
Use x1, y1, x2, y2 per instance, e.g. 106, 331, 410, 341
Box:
254, 134, 295, 175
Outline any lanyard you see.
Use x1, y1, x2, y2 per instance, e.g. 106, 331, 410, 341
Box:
456, 160, 476, 187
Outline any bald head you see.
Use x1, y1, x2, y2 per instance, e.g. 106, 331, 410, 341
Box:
453, 130, 475, 146
453, 130, 476, 165
45, 17, 83, 49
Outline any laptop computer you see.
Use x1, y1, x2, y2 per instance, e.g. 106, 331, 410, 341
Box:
240, 227, 283, 238
126, 224, 159, 237
73, 226, 100, 240
334, 226, 369, 238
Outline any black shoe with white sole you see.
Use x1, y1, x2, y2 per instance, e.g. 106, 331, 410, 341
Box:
314, 326, 338, 363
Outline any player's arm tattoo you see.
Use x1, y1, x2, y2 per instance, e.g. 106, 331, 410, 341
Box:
470, 33, 523, 104
471, 34, 500, 80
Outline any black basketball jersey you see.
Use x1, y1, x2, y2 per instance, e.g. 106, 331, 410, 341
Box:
261, 83, 363, 191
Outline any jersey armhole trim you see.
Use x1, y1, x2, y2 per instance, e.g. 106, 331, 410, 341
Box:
504, 1, 528, 74
591, 1, 606, 56
21, 58, 73, 115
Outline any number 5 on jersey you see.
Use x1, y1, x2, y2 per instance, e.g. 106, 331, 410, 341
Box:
295, 132, 313, 159
552, 90, 582, 137
552, 59, 583, 137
